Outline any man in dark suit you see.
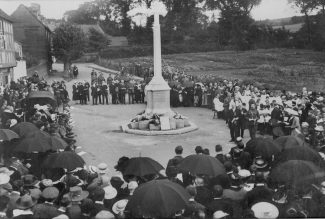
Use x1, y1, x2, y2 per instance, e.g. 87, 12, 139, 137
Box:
32, 187, 61, 219
194, 177, 212, 206
206, 185, 233, 217
166, 146, 184, 178
244, 172, 273, 208
89, 188, 108, 217
91, 84, 98, 105
183, 185, 206, 218
215, 144, 226, 164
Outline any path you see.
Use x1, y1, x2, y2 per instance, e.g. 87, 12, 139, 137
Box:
51, 63, 248, 176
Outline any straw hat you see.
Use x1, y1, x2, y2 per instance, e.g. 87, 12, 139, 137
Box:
315, 126, 324, 132
251, 202, 279, 219
95, 210, 115, 219
112, 199, 128, 215
255, 158, 268, 169
0, 173, 10, 185
97, 163, 108, 174
213, 210, 229, 219
0, 167, 14, 176
238, 169, 251, 178
103, 185, 117, 200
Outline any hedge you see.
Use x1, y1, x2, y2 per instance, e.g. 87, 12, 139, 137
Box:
98, 43, 222, 59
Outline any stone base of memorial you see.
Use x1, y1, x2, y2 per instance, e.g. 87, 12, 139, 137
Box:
122, 112, 198, 136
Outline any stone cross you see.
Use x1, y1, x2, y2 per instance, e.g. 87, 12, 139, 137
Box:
147, 1, 167, 78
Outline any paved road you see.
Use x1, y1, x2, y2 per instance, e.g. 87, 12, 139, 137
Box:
51, 63, 248, 176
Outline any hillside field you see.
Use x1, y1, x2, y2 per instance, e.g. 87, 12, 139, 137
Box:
96, 49, 325, 92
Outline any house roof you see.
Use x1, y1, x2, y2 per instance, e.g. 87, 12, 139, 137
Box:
0, 8, 13, 22
77, 24, 128, 47
11, 4, 52, 33
78, 24, 106, 36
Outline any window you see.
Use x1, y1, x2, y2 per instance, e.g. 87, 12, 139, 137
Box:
0, 20, 3, 34
0, 35, 4, 49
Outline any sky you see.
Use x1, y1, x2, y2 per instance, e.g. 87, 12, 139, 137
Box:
0, 0, 304, 20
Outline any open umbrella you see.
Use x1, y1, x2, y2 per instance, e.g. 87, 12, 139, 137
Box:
270, 160, 325, 187
123, 157, 164, 177
12, 131, 52, 153
274, 145, 324, 167
178, 154, 225, 177
126, 179, 190, 218
43, 151, 85, 171
50, 135, 68, 150
10, 122, 39, 137
245, 137, 281, 161
274, 135, 305, 150
0, 129, 19, 141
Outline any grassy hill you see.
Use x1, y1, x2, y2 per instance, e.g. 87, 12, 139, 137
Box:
97, 48, 325, 92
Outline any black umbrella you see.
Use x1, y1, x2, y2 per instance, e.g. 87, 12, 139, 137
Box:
123, 157, 164, 177
245, 137, 281, 160
178, 154, 225, 177
0, 129, 19, 141
274, 145, 324, 167
10, 122, 39, 137
43, 151, 85, 171
126, 179, 190, 218
270, 160, 325, 187
12, 131, 52, 153
50, 135, 68, 150
274, 135, 305, 150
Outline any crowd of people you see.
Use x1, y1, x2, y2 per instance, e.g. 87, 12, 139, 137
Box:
72, 70, 146, 105
2, 65, 325, 218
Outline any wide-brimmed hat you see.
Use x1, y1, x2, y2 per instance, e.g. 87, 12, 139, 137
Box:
97, 163, 108, 174
0, 173, 10, 185
88, 165, 98, 174
0, 167, 14, 176
16, 194, 37, 209
315, 126, 324, 132
42, 186, 59, 200
41, 179, 53, 187
103, 185, 117, 200
238, 169, 251, 178
251, 202, 279, 219
69, 186, 89, 202
213, 210, 229, 219
22, 174, 39, 187
29, 188, 42, 200
112, 199, 128, 215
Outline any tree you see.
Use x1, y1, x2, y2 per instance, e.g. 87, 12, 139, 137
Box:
53, 23, 86, 73
288, 0, 318, 42
111, 0, 133, 35
203, 0, 261, 50
87, 28, 111, 52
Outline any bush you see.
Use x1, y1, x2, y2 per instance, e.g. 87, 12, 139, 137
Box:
99, 43, 222, 59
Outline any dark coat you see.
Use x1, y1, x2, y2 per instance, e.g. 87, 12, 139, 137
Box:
91, 202, 107, 217
32, 203, 61, 219
195, 186, 212, 206
183, 199, 206, 217
245, 184, 273, 207
206, 198, 234, 217
215, 154, 226, 164
166, 155, 183, 177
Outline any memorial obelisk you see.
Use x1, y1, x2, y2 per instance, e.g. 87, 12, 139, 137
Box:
144, 6, 173, 116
